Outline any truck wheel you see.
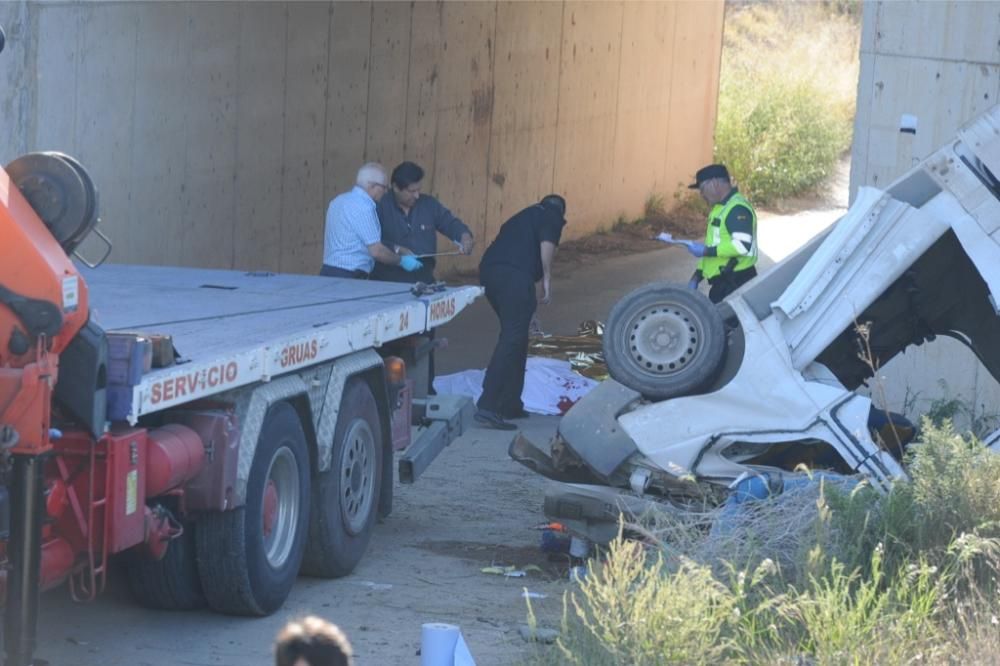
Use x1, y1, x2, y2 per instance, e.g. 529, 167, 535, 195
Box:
603, 282, 726, 400
196, 401, 310, 616
301, 378, 383, 578
124, 525, 205, 610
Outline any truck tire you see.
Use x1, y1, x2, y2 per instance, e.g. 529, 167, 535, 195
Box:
301, 377, 383, 578
195, 401, 311, 616
124, 525, 205, 610
603, 282, 726, 401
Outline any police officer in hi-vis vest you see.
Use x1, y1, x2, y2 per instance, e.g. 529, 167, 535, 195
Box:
684, 164, 758, 303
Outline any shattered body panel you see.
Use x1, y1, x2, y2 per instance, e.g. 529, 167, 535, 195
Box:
514, 106, 1000, 538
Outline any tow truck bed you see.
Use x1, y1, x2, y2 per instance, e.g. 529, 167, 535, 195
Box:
80, 264, 480, 421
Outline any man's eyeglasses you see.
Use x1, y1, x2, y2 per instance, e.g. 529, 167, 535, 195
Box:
371, 182, 388, 190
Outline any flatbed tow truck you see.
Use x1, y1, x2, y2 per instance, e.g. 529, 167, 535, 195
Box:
0, 25, 480, 666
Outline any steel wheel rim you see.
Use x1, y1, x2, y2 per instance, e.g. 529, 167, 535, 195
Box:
623, 302, 705, 379
262, 446, 300, 568
340, 419, 376, 535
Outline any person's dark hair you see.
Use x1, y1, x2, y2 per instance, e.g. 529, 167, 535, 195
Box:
275, 616, 353, 666
391, 161, 425, 189
540, 194, 566, 219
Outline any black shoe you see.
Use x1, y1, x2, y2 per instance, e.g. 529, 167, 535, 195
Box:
503, 409, 531, 420
474, 409, 517, 431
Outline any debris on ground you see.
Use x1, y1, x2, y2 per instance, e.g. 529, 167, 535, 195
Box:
539, 527, 571, 554
481, 565, 525, 577
351, 580, 393, 591
528, 320, 607, 380
518, 625, 560, 644
481, 564, 545, 578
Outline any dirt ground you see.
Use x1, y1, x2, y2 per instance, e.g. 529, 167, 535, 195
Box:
33, 162, 850, 666
37, 418, 566, 666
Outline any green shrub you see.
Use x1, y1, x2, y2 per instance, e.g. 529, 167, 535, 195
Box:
924, 381, 1000, 437
715, 2, 858, 205
715, 74, 852, 205
820, 421, 1000, 582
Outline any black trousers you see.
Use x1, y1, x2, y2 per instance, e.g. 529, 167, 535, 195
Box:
708, 266, 757, 304
320, 264, 370, 279
477, 265, 536, 416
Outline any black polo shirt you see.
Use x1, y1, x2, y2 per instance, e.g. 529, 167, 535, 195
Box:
480, 202, 565, 281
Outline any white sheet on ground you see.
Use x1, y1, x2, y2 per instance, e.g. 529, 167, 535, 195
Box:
433, 357, 598, 415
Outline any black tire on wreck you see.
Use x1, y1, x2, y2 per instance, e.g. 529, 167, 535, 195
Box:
603, 282, 726, 401
195, 401, 311, 616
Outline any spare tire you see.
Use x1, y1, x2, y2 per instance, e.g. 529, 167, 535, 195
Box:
5, 152, 99, 252
603, 282, 726, 400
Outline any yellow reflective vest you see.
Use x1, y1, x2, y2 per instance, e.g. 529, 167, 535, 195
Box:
697, 191, 758, 281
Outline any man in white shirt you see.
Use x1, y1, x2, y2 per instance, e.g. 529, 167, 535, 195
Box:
321, 162, 422, 279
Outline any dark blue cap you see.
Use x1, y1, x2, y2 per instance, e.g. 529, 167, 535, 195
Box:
688, 164, 730, 189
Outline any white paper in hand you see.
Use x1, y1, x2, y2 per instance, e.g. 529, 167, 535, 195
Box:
656, 232, 695, 248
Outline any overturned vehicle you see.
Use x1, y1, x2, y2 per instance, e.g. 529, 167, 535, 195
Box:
512, 106, 1000, 544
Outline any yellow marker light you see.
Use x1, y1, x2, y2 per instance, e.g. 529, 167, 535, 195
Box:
385, 356, 406, 385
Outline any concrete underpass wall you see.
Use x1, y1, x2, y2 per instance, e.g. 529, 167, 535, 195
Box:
852, 1, 1000, 431
851, 1, 1000, 196
0, 0, 724, 275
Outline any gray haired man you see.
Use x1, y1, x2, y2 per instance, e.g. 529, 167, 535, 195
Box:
321, 162, 423, 279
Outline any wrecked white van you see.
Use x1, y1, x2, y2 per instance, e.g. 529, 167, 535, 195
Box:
512, 105, 1000, 544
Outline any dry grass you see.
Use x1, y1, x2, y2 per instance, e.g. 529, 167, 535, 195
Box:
640, 474, 854, 584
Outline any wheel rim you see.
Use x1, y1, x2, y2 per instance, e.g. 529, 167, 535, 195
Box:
261, 445, 300, 569
623, 302, 705, 379
340, 419, 376, 536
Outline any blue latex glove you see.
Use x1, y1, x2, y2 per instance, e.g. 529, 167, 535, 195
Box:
685, 241, 706, 258
400, 255, 423, 272
687, 278, 700, 290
